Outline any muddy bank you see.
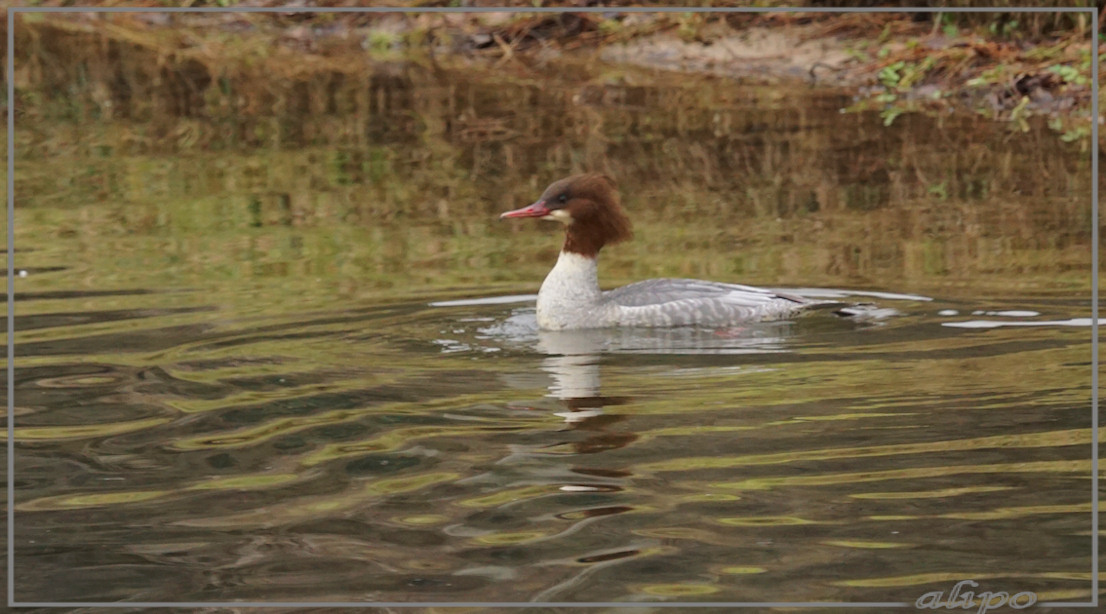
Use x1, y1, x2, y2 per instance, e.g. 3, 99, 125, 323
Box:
8, 10, 1099, 142
601, 24, 858, 85
460, 11, 1096, 138
594, 15, 1095, 138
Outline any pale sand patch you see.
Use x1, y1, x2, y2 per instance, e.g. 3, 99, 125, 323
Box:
601, 26, 860, 86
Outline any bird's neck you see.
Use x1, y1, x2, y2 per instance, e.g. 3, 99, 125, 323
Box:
540, 251, 601, 298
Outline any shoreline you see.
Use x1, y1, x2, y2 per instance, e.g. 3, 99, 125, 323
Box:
8, 9, 1100, 143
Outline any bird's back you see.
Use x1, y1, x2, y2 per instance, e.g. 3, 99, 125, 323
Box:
602, 278, 809, 327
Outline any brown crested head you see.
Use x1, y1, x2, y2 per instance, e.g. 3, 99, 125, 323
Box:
532, 173, 633, 257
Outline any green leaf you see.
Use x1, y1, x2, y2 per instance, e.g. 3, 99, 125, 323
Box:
881, 108, 904, 126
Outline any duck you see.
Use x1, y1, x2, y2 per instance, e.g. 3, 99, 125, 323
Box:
500, 173, 832, 330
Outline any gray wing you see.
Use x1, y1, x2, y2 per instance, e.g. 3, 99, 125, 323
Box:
602, 278, 810, 327
604, 278, 808, 307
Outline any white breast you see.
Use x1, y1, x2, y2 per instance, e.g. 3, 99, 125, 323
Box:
535, 252, 615, 330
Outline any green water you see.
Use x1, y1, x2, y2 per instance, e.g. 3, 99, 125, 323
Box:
6, 35, 1099, 605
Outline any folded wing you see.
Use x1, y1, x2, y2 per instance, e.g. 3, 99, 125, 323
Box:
603, 278, 810, 327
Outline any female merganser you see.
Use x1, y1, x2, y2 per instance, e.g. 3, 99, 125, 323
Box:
500, 173, 820, 330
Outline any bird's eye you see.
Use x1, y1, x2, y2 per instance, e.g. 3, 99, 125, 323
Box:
558, 194, 568, 204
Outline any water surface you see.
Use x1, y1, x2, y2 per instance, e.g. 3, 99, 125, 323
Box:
6, 28, 1099, 605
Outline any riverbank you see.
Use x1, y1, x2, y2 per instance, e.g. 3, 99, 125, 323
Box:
7, 7, 1100, 143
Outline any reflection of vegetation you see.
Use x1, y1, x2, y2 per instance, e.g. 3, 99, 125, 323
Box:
10, 17, 1094, 309
10, 6, 1098, 140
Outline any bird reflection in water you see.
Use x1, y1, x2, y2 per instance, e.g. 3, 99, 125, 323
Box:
535, 328, 637, 454
531, 322, 796, 453
519, 323, 796, 600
